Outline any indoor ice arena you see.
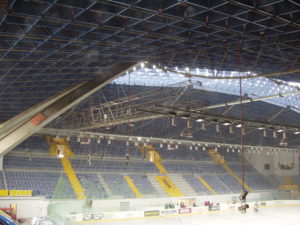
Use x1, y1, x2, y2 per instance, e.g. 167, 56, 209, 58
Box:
0, 1, 300, 225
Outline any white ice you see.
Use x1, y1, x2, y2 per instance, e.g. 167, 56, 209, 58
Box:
97, 206, 300, 225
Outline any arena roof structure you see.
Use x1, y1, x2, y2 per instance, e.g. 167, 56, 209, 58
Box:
0, 0, 300, 155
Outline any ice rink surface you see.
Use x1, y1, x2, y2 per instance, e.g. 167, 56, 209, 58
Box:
98, 206, 300, 225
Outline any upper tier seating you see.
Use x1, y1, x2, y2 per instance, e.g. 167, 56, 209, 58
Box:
71, 159, 158, 173
69, 139, 142, 158
12, 136, 49, 153
219, 149, 241, 162
227, 163, 257, 173
153, 144, 212, 161
162, 162, 224, 174
4, 156, 63, 170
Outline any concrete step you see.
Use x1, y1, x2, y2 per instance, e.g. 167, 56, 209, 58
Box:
168, 174, 198, 196
148, 174, 168, 197
97, 174, 113, 196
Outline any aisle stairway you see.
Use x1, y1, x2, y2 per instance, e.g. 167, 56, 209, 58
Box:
208, 149, 252, 191
124, 176, 143, 198
60, 157, 86, 199
46, 136, 86, 199
168, 174, 197, 196
142, 144, 183, 197
197, 176, 217, 195
155, 176, 183, 197
97, 174, 112, 197
148, 174, 168, 197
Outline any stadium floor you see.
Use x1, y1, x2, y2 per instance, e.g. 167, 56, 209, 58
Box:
93, 206, 300, 225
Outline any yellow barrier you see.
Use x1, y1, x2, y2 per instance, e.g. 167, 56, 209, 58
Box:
279, 185, 298, 189
0, 190, 8, 196
9, 190, 32, 197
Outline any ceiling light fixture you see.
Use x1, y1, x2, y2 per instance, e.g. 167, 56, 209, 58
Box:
223, 121, 231, 126
196, 118, 204, 122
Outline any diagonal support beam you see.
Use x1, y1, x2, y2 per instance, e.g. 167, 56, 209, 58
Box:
0, 62, 138, 156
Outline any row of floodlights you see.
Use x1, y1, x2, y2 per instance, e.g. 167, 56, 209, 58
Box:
170, 114, 300, 136
56, 135, 298, 155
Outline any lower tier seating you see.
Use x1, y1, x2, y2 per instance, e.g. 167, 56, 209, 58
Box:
1, 154, 281, 199
5, 171, 75, 199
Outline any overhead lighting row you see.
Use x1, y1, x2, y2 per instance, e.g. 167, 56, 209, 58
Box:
168, 113, 300, 137
65, 133, 299, 156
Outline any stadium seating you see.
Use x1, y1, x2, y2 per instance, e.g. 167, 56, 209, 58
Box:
102, 174, 135, 198
227, 163, 257, 173
71, 159, 158, 173
12, 136, 49, 153
217, 174, 242, 193
162, 162, 224, 174
219, 149, 241, 162
153, 144, 212, 161
0, 173, 5, 189
183, 175, 211, 195
69, 139, 142, 158
77, 173, 108, 199
1, 136, 282, 199
201, 175, 230, 194
244, 174, 277, 190
5, 171, 75, 199
129, 174, 158, 196
4, 156, 62, 170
